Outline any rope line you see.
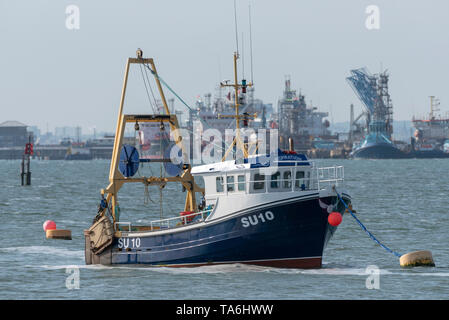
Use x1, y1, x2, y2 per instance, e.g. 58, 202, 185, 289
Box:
335, 189, 402, 258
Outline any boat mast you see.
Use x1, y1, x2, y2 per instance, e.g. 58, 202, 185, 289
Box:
220, 52, 254, 161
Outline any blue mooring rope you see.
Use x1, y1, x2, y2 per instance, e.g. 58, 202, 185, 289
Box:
335, 189, 402, 258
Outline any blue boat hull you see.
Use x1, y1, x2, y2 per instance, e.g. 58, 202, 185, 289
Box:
88, 193, 350, 268
350, 143, 407, 159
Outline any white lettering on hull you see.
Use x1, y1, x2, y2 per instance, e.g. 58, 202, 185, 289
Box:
241, 211, 274, 228
117, 237, 141, 249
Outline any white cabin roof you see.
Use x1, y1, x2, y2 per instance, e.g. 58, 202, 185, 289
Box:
191, 159, 250, 175
191, 151, 311, 176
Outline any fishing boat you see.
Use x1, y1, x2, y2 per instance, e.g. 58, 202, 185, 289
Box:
84, 50, 351, 268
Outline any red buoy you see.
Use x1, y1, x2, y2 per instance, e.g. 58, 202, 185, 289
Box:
43, 220, 56, 231
328, 212, 342, 226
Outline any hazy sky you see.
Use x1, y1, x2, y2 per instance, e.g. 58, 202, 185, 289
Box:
1, 0, 449, 133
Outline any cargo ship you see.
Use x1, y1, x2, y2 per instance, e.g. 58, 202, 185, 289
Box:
409, 96, 449, 158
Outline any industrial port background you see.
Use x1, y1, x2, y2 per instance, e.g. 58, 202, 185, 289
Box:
1, 0, 448, 157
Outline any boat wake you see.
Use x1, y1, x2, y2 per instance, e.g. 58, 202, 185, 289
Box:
31, 263, 391, 275
25, 262, 449, 278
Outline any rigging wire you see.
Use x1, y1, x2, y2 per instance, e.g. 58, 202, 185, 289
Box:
143, 64, 196, 115
134, 69, 161, 207
141, 63, 160, 112
139, 64, 157, 113
142, 63, 232, 153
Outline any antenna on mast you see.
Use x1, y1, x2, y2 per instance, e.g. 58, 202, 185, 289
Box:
249, 2, 254, 85
233, 0, 239, 54
241, 32, 245, 79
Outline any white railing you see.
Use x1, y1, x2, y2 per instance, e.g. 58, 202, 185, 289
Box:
115, 207, 214, 233
115, 221, 132, 232
316, 165, 344, 190
210, 161, 344, 196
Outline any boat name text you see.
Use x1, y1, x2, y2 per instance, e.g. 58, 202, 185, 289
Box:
241, 211, 274, 228
117, 237, 141, 249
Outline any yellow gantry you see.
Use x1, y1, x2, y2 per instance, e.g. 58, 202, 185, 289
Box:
101, 52, 203, 228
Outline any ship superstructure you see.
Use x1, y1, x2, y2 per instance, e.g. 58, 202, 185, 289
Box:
276, 77, 331, 151
186, 86, 273, 134
411, 96, 449, 157
412, 96, 449, 142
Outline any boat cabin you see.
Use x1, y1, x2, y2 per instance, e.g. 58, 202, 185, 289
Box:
191, 150, 314, 198
188, 149, 343, 222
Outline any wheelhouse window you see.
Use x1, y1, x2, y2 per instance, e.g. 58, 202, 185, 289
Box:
295, 171, 305, 190
283, 171, 292, 189
253, 173, 265, 190
216, 176, 224, 193
270, 172, 280, 189
227, 176, 235, 192
237, 175, 245, 191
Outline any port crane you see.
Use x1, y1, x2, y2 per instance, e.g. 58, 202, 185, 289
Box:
346, 67, 393, 140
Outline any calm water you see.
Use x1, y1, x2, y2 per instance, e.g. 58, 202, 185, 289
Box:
1, 158, 448, 300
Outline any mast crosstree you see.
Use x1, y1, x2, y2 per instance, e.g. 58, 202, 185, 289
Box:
219, 52, 256, 160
